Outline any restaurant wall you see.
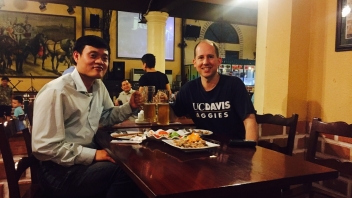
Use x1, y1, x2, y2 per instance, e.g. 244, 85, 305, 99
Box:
307, 0, 352, 122
0, 0, 83, 92
183, 19, 257, 65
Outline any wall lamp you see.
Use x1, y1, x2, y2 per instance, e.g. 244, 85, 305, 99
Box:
67, 5, 75, 15
39, 2, 46, 11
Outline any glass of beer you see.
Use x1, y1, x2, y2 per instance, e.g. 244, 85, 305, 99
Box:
142, 86, 156, 123
156, 90, 170, 125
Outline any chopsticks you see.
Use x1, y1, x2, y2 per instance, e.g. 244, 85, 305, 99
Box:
111, 132, 144, 138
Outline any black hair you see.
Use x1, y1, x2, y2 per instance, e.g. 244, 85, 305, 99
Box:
72, 35, 110, 65
193, 39, 220, 58
13, 96, 23, 104
141, 53, 156, 68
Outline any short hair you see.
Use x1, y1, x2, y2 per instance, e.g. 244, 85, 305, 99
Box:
73, 35, 110, 54
141, 53, 156, 68
13, 96, 23, 104
72, 35, 110, 65
193, 39, 220, 58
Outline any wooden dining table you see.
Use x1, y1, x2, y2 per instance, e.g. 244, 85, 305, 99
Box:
106, 118, 195, 130
95, 130, 339, 198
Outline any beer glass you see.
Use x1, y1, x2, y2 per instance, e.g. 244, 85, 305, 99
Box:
156, 90, 170, 125
142, 86, 156, 123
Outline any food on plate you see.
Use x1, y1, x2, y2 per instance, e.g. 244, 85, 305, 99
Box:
173, 133, 207, 148
147, 129, 184, 139
190, 129, 211, 135
169, 131, 181, 138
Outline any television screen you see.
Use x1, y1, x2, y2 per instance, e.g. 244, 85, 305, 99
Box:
117, 11, 175, 60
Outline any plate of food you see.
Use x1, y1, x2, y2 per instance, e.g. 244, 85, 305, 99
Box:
162, 132, 220, 150
110, 131, 144, 140
187, 129, 213, 136
146, 129, 187, 140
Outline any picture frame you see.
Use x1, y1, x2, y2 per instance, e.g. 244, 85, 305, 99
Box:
0, 10, 76, 78
336, 0, 352, 51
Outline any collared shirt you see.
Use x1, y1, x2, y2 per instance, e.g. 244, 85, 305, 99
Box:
32, 69, 134, 167
0, 85, 12, 105
117, 89, 135, 104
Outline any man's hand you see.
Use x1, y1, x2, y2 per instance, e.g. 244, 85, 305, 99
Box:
95, 149, 116, 163
129, 91, 143, 109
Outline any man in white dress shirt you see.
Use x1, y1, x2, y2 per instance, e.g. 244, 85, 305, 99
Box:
114, 80, 135, 106
32, 35, 144, 198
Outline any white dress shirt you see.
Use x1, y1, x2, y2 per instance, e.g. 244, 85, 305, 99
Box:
32, 69, 133, 166
117, 89, 135, 104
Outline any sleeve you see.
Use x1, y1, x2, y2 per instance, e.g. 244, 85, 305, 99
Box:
99, 85, 133, 126
139, 74, 146, 86
13, 108, 20, 117
171, 84, 189, 117
32, 88, 96, 166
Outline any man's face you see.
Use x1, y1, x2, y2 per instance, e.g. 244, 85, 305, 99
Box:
1, 80, 8, 87
73, 45, 109, 80
193, 42, 222, 79
121, 81, 131, 92
11, 99, 21, 108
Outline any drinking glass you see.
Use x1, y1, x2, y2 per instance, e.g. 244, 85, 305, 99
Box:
142, 86, 156, 123
156, 90, 170, 125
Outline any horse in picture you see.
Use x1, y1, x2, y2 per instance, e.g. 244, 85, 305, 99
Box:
44, 38, 74, 72
21, 33, 47, 67
0, 35, 25, 74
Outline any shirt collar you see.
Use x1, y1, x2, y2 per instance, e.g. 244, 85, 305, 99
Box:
70, 68, 97, 95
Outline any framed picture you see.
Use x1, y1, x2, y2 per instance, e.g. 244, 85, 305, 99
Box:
336, 0, 352, 51
0, 10, 76, 77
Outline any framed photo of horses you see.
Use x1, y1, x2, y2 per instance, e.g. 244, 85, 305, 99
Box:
0, 10, 76, 78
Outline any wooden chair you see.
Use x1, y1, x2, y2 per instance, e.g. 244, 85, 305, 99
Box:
283, 117, 352, 198
256, 113, 299, 156
0, 119, 44, 198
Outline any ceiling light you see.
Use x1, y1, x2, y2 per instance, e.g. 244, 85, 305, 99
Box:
342, 5, 351, 17
67, 5, 75, 15
39, 2, 46, 11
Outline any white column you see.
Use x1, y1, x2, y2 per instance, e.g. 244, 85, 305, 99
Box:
145, 11, 169, 73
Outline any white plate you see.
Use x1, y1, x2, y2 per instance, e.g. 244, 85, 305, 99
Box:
110, 132, 142, 140
162, 139, 220, 150
188, 129, 213, 136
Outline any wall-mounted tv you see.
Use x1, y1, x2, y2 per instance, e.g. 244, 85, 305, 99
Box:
117, 11, 175, 60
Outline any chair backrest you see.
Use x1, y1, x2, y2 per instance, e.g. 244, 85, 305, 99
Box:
256, 113, 299, 155
306, 117, 352, 177
0, 119, 40, 198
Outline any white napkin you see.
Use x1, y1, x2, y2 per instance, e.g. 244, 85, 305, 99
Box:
111, 135, 145, 144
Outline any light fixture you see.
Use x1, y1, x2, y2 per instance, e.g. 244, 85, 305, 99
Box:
39, 2, 46, 11
342, 5, 351, 17
138, 13, 147, 24
67, 5, 75, 15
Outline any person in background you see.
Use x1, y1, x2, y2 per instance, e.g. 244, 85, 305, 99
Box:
0, 76, 13, 120
171, 39, 258, 141
114, 80, 135, 106
115, 80, 138, 121
12, 95, 26, 131
138, 53, 172, 94
32, 35, 144, 198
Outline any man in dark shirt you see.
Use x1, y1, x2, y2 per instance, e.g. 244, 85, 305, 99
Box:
138, 53, 172, 94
